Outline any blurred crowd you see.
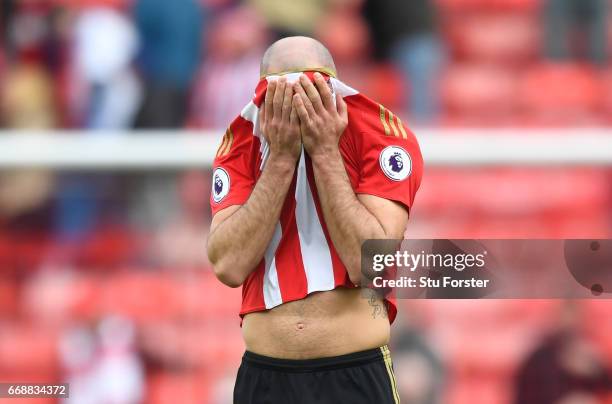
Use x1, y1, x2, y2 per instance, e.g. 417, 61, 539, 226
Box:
0, 0, 611, 130
0, 0, 610, 244
1, 0, 612, 403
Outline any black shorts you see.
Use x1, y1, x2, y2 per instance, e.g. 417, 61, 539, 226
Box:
233, 345, 400, 404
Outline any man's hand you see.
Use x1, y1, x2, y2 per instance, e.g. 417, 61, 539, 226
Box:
208, 77, 303, 287
260, 77, 301, 162
292, 73, 407, 285
292, 73, 348, 159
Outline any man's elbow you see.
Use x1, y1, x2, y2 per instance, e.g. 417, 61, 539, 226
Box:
209, 250, 246, 288
212, 262, 245, 288
348, 271, 362, 286
216, 273, 245, 288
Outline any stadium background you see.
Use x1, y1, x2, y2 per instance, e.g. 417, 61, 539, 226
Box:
1, 0, 612, 403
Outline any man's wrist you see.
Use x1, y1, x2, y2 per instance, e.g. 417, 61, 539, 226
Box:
310, 145, 342, 165
267, 152, 299, 172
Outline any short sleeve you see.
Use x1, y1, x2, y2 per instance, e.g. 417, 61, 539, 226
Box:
210, 118, 259, 215
354, 105, 424, 212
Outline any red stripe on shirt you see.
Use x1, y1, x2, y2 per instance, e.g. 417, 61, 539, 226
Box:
240, 259, 266, 315
274, 172, 308, 302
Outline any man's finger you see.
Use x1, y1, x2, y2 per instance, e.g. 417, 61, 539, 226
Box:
259, 104, 266, 128
273, 77, 286, 121
290, 105, 299, 128
299, 74, 325, 114
281, 79, 293, 123
293, 93, 310, 125
294, 82, 316, 118
336, 93, 348, 122
314, 72, 334, 111
265, 80, 276, 121
259, 104, 270, 142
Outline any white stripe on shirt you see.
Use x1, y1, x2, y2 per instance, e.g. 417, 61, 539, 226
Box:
294, 150, 335, 293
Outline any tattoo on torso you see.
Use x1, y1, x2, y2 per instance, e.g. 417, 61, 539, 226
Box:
366, 289, 388, 319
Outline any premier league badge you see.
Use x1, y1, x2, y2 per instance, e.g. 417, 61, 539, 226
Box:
212, 168, 230, 203
379, 146, 412, 181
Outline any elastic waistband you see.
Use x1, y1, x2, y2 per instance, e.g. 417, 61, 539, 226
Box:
242, 345, 389, 373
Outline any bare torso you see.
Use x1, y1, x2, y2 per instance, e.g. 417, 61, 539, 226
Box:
242, 288, 390, 359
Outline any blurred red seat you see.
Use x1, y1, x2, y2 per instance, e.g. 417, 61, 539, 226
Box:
197, 273, 243, 318
412, 181, 611, 235
418, 168, 610, 215
135, 271, 242, 321
0, 233, 15, 272
66, 274, 102, 320
599, 68, 612, 124
519, 63, 604, 125
0, 324, 59, 377
77, 226, 140, 269
0, 277, 19, 317
441, 64, 519, 124
146, 371, 211, 404
101, 271, 175, 322
447, 376, 512, 404
197, 323, 244, 370
582, 301, 612, 363
362, 64, 405, 113
11, 233, 50, 272
436, 0, 541, 12
447, 13, 540, 64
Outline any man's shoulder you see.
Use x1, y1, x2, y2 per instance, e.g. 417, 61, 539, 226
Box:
214, 114, 262, 163
345, 94, 418, 146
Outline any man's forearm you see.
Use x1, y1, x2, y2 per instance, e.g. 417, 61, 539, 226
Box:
311, 150, 386, 283
208, 155, 296, 286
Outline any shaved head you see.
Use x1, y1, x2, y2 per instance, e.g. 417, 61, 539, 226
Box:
260, 36, 337, 78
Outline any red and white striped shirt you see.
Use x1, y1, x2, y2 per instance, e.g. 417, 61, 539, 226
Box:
210, 72, 423, 324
